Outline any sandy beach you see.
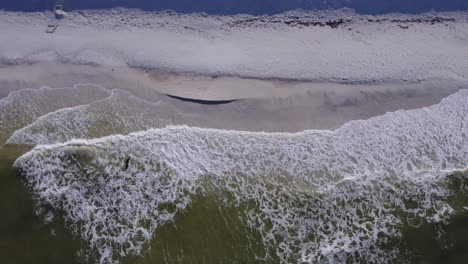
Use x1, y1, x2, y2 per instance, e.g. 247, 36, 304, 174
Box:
0, 8, 466, 136
1, 6, 468, 264
1, 62, 466, 136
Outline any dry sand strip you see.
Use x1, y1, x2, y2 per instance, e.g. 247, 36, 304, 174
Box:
0, 62, 466, 133
1, 10, 467, 83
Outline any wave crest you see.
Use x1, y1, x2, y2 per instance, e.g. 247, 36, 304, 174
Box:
14, 89, 468, 263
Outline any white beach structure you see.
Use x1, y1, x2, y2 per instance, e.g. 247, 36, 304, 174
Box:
54, 4, 66, 18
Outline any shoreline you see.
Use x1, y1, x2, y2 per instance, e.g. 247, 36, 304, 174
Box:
1, 62, 466, 100
1, 62, 466, 133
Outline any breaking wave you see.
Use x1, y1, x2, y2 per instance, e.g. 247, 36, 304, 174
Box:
6, 89, 174, 146
13, 89, 468, 263
0, 84, 110, 145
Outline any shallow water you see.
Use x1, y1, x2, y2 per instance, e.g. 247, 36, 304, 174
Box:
2, 143, 468, 263
3, 148, 468, 264
0, 145, 80, 264
1, 86, 468, 263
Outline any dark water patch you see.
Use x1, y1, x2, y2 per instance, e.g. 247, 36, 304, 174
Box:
398, 171, 468, 263
399, 212, 468, 263
123, 191, 270, 264
167, 94, 238, 105
135, 171, 468, 264
0, 145, 82, 264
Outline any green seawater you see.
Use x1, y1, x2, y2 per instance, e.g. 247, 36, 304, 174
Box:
2, 145, 468, 264
0, 145, 79, 264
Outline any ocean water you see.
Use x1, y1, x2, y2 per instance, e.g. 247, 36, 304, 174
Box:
6, 89, 173, 146
0, 145, 81, 264
2, 148, 468, 264
0, 85, 110, 145
2, 87, 467, 263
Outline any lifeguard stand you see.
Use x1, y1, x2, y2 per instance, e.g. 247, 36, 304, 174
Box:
54, 4, 65, 19
46, 3, 65, 33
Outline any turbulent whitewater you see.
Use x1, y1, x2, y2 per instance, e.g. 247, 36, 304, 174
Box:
6, 89, 173, 146
0, 85, 109, 145
13, 89, 468, 263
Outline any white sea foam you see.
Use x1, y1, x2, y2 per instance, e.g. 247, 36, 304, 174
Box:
0, 84, 110, 145
14, 89, 468, 263
6, 89, 174, 145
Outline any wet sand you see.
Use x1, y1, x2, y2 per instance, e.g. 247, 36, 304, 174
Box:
0, 62, 466, 133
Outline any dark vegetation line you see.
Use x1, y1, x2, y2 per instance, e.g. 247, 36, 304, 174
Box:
166, 94, 238, 105
1, 0, 467, 15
